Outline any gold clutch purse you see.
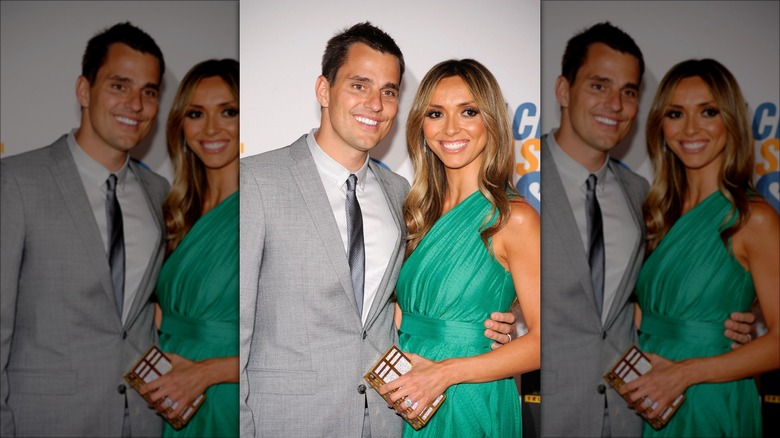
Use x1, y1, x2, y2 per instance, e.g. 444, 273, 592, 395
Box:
364, 345, 445, 430
124, 345, 205, 430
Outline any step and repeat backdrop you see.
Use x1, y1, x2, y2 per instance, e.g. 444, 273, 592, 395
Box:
0, 1, 239, 183
239, 0, 541, 211
541, 0, 779, 214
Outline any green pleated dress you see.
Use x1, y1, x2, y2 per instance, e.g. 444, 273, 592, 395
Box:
636, 191, 761, 437
397, 191, 522, 437
156, 192, 239, 437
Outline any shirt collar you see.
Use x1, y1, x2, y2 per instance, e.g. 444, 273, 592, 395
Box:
306, 128, 369, 191
67, 129, 130, 191
548, 129, 609, 191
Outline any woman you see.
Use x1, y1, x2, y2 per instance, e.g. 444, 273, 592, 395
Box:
378, 59, 540, 437
138, 59, 239, 437
619, 59, 779, 437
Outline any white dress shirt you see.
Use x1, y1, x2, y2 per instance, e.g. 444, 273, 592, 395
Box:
307, 129, 398, 325
68, 130, 159, 323
548, 131, 639, 323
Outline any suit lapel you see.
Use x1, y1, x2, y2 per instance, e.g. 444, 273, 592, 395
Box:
49, 140, 122, 326
123, 160, 166, 329
289, 139, 361, 318
362, 159, 404, 329
603, 162, 645, 328
541, 138, 602, 318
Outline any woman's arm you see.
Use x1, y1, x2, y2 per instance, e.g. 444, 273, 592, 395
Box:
379, 200, 540, 419
138, 354, 239, 420
620, 200, 779, 419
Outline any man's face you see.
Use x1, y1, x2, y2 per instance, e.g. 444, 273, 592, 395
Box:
556, 42, 640, 155
315, 43, 400, 157
76, 42, 161, 156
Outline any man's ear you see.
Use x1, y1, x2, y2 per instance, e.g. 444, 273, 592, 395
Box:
555, 75, 570, 108
76, 76, 90, 108
315, 75, 330, 108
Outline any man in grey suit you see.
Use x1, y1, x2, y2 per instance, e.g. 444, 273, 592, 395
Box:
240, 22, 516, 437
1, 23, 168, 437
539, 22, 754, 437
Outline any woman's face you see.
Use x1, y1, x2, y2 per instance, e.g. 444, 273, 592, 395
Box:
662, 76, 727, 175
422, 75, 488, 177
183, 76, 239, 171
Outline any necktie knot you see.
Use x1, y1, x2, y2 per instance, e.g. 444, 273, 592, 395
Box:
107, 173, 118, 192
586, 173, 598, 193
346, 174, 358, 192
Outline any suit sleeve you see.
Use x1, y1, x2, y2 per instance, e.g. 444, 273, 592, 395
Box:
239, 160, 265, 437
0, 163, 23, 436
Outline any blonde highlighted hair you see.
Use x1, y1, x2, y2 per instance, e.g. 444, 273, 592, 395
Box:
163, 59, 239, 253
404, 59, 517, 257
644, 58, 754, 252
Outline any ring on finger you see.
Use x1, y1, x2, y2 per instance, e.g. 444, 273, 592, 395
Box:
404, 398, 414, 408
162, 397, 174, 409
642, 397, 654, 409
506, 333, 512, 343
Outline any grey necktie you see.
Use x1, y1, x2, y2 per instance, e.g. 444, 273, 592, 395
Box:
106, 174, 125, 317
586, 174, 604, 317
345, 174, 365, 318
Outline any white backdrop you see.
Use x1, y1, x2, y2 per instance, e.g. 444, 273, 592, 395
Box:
0, 0, 239, 183
240, 0, 541, 210
541, 0, 780, 214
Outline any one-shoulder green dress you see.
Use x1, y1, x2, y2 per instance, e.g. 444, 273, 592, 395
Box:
396, 191, 522, 437
636, 191, 761, 437
156, 192, 239, 437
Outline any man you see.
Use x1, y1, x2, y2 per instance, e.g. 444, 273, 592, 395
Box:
540, 22, 755, 437
1, 22, 168, 437
240, 22, 515, 437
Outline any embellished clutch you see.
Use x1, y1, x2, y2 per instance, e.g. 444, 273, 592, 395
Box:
603, 345, 684, 429
124, 345, 205, 430
364, 345, 445, 430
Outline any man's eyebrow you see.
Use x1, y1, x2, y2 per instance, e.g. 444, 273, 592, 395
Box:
348, 75, 398, 91
587, 75, 639, 91
108, 75, 159, 91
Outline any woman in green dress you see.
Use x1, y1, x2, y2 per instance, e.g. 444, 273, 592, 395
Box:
378, 59, 540, 437
619, 59, 779, 437
138, 59, 239, 437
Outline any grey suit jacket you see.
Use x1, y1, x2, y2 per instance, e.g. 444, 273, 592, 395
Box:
1, 135, 168, 437
539, 134, 648, 437
240, 134, 408, 438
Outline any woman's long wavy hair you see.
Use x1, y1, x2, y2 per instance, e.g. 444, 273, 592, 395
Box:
644, 58, 754, 253
404, 59, 517, 257
163, 58, 239, 253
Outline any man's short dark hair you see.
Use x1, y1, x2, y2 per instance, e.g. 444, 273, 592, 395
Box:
561, 21, 644, 85
82, 22, 165, 84
321, 21, 405, 85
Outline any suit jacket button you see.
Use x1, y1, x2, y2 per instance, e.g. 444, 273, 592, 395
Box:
118, 384, 127, 394
362, 331, 367, 340
122, 331, 127, 340
358, 384, 367, 394
601, 331, 607, 340
597, 384, 606, 394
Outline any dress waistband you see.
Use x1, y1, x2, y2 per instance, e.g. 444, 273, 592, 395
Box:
160, 312, 238, 345
639, 312, 728, 348
399, 313, 489, 347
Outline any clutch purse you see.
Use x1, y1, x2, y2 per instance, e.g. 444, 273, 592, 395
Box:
364, 345, 445, 430
603, 345, 684, 429
123, 345, 205, 430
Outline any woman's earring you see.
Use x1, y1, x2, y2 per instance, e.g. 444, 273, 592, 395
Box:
423, 139, 428, 153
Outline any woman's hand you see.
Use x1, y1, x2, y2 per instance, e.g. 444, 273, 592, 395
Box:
138, 353, 207, 420
377, 353, 451, 420
617, 353, 691, 420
